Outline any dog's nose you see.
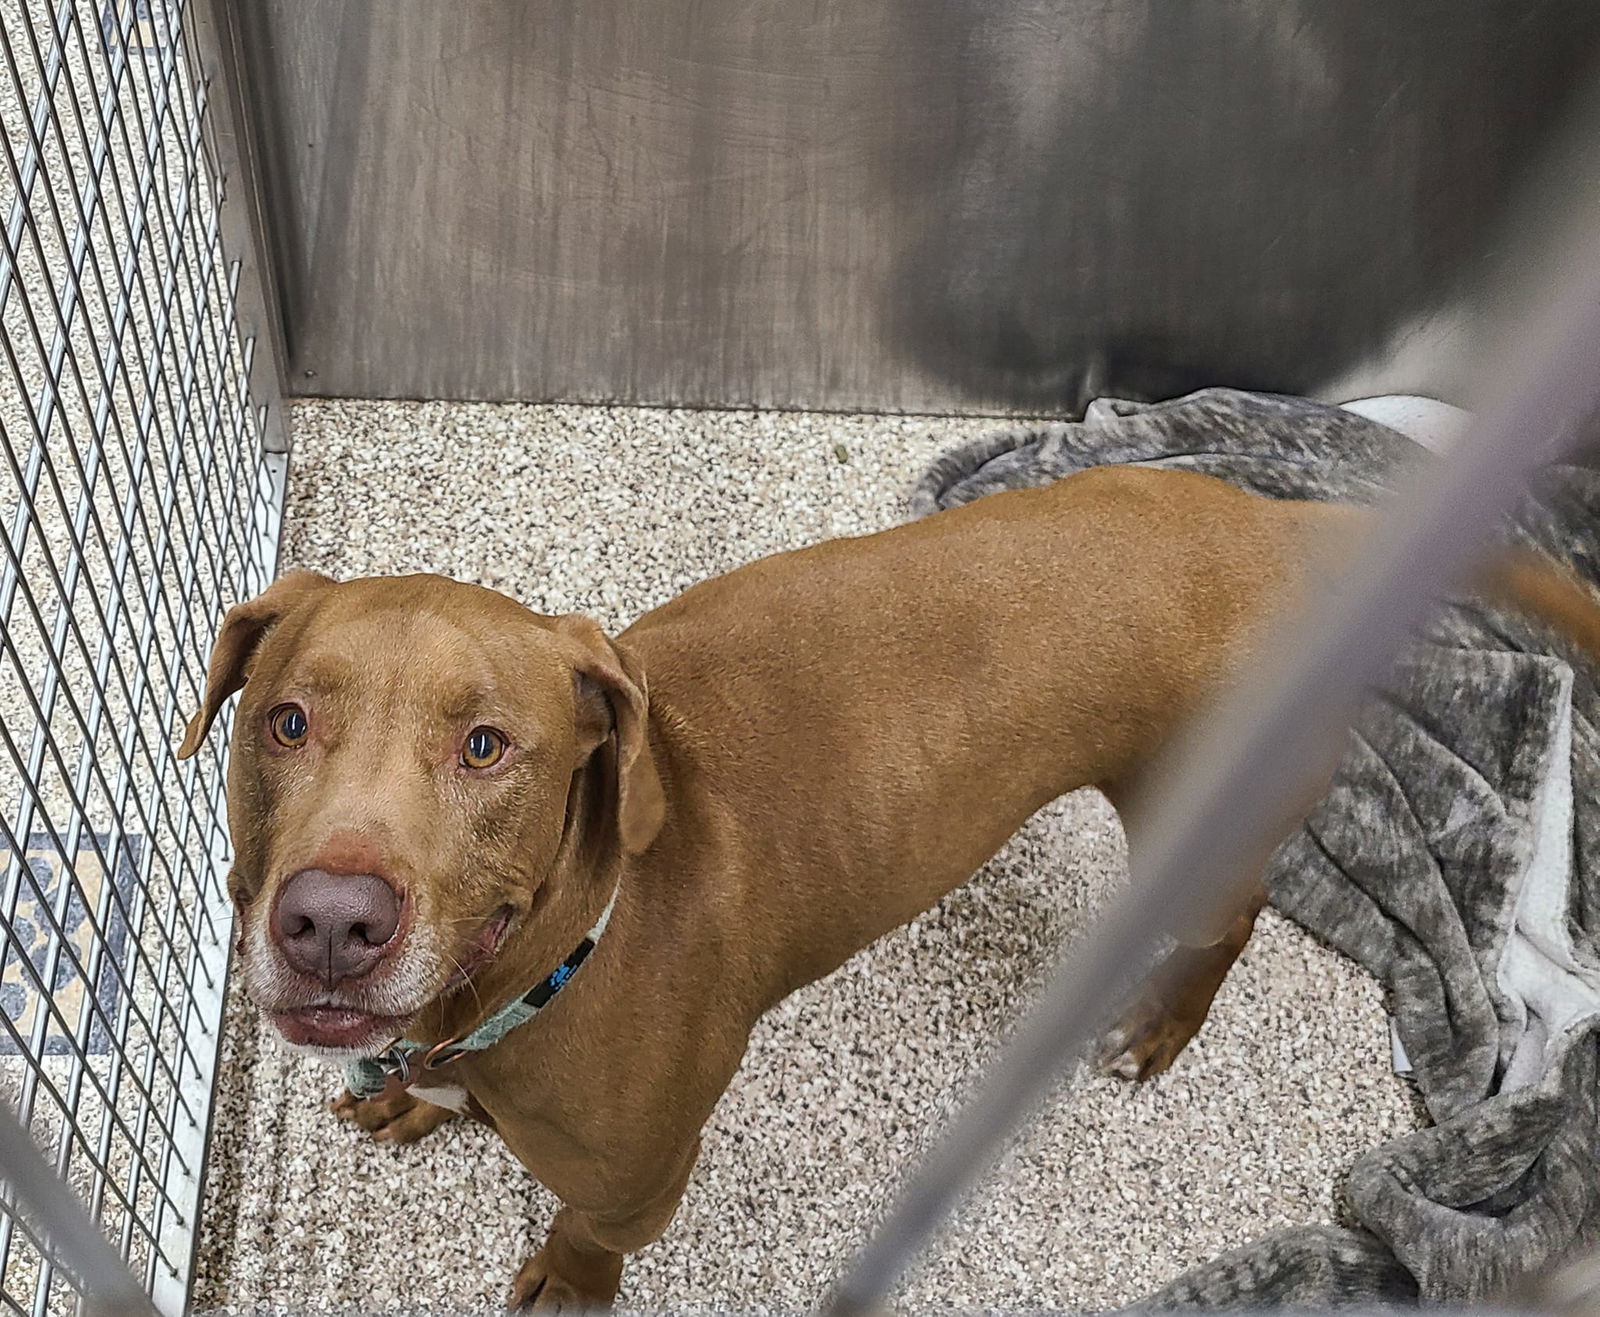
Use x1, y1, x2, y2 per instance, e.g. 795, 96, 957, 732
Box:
273, 869, 402, 985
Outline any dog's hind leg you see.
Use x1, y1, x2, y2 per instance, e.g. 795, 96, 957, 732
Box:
1095, 881, 1268, 1081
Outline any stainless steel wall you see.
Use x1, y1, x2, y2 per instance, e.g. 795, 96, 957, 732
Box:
235, 1, 1600, 413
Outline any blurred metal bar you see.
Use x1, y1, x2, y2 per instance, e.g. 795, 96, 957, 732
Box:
0, 1097, 154, 1317
826, 122, 1600, 1317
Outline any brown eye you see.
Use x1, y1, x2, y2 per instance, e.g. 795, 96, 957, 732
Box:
462, 726, 507, 770
268, 704, 309, 748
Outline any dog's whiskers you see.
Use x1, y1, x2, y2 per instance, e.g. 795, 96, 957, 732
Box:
443, 950, 488, 1019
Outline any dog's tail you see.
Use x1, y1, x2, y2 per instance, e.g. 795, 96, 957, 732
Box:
1479, 548, 1600, 665
1305, 500, 1600, 664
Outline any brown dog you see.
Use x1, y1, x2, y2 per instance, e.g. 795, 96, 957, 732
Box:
178, 464, 1600, 1309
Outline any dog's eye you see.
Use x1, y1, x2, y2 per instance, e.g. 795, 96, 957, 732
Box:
268, 704, 309, 748
462, 726, 507, 770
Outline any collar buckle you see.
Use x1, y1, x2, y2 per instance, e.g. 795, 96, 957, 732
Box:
421, 1037, 465, 1071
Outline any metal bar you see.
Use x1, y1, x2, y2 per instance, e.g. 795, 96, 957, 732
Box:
147, 888, 229, 1315
139, 9, 293, 1308
0, 1095, 156, 1317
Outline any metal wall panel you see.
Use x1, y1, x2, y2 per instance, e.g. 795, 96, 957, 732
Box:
239, 1, 1600, 412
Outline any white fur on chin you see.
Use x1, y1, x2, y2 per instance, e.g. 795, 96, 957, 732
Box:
273, 1034, 393, 1065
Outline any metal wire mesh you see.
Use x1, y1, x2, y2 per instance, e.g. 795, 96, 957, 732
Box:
0, 0, 283, 1312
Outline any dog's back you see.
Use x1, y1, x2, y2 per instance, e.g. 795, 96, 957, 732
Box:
622, 465, 1352, 984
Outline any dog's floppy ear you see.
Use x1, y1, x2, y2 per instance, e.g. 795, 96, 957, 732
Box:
555, 615, 665, 855
176, 571, 333, 759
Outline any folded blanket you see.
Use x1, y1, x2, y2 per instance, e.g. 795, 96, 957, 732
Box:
912, 389, 1600, 1307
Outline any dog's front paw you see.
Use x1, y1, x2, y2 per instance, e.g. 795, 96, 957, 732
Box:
510, 1241, 621, 1312
330, 1087, 455, 1144
1096, 991, 1200, 1082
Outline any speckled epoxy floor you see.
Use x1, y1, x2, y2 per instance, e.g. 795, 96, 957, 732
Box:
190, 399, 1420, 1313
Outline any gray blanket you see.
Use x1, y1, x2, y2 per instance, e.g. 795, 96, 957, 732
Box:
910, 389, 1600, 1308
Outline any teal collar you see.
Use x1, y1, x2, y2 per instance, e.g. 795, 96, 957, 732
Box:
345, 882, 621, 1100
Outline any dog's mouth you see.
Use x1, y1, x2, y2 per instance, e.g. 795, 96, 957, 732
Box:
270, 1005, 411, 1053
257, 905, 516, 1054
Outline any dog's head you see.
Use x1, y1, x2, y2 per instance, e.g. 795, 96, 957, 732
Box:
179, 571, 662, 1059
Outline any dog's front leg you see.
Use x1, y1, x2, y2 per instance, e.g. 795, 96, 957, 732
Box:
330, 1085, 457, 1144
510, 1138, 701, 1311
